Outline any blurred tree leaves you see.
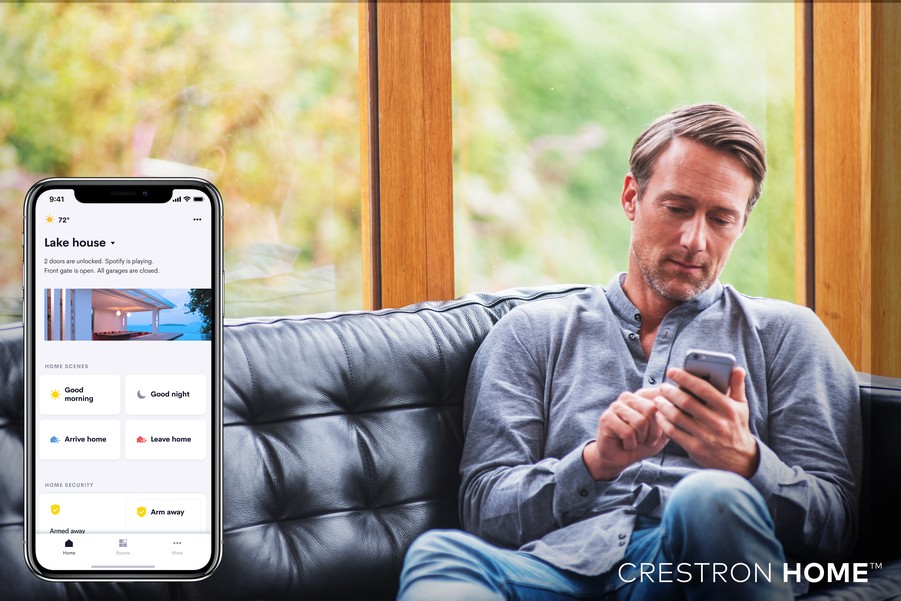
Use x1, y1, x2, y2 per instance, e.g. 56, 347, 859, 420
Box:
0, 3, 361, 320
452, 3, 795, 301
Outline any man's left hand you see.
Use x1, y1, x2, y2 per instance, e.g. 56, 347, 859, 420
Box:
653, 367, 760, 478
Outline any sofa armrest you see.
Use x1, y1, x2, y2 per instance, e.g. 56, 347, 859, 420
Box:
853, 374, 901, 564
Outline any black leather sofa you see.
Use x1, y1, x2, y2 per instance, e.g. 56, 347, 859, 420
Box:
1, 287, 899, 600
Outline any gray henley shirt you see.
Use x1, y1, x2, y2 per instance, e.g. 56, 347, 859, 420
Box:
459, 274, 862, 593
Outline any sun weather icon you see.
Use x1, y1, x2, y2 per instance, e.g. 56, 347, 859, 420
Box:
51, 389, 60, 400
45, 215, 54, 223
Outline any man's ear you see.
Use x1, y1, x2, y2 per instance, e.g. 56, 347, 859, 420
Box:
622, 173, 639, 221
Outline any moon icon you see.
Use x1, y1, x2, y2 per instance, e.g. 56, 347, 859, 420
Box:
137, 390, 146, 399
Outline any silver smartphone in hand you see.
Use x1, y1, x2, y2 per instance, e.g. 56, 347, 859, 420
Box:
682, 349, 736, 394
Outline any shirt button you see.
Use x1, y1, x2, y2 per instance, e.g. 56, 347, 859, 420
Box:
634, 313, 642, 322
579, 489, 588, 497
649, 376, 656, 384
618, 541, 626, 547
618, 533, 627, 540
628, 333, 636, 340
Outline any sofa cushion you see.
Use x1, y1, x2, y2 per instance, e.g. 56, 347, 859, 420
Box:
183, 286, 588, 601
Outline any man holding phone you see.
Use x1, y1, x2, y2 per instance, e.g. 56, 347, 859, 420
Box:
398, 103, 860, 600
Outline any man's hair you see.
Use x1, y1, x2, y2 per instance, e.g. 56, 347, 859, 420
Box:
629, 103, 767, 215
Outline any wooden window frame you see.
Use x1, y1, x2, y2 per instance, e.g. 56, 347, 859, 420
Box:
803, 2, 900, 376
358, 1, 454, 310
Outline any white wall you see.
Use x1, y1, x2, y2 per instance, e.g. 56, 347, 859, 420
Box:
93, 309, 124, 332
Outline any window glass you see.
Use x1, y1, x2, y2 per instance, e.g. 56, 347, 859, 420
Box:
452, 3, 795, 300
0, 3, 362, 322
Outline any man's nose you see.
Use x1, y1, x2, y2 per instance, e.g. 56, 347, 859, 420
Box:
680, 216, 707, 252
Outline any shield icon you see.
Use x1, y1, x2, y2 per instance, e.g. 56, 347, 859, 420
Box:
50, 504, 60, 515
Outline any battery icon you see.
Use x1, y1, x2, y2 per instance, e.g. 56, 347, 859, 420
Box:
193, 197, 203, 202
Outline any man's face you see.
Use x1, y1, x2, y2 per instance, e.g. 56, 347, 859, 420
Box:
622, 137, 755, 304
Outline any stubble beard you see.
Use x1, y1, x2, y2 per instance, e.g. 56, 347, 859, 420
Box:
634, 248, 717, 303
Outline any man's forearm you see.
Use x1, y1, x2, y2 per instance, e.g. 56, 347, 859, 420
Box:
461, 442, 612, 548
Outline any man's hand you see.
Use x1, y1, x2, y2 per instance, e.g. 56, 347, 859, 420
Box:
583, 389, 669, 481
652, 367, 760, 478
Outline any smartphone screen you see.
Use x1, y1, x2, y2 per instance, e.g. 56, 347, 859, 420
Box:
23, 179, 222, 580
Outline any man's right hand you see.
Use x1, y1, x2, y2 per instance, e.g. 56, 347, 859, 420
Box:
582, 389, 669, 481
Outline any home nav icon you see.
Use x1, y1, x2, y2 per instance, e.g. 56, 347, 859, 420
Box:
64, 540, 73, 548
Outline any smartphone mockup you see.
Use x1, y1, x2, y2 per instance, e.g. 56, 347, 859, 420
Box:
682, 349, 736, 394
23, 178, 223, 581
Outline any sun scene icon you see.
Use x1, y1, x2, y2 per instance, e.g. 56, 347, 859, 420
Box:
50, 389, 60, 400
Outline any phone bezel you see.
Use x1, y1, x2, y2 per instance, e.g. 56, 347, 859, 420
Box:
681, 348, 736, 394
22, 177, 223, 581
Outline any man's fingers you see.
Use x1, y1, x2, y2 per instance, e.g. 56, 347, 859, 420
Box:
612, 401, 652, 445
633, 387, 661, 401
601, 391, 665, 451
646, 405, 669, 448
666, 368, 727, 410
656, 383, 715, 427
600, 412, 639, 451
729, 367, 747, 403
653, 395, 700, 437
655, 411, 688, 449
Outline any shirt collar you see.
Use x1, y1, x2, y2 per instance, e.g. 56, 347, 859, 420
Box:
605, 272, 724, 323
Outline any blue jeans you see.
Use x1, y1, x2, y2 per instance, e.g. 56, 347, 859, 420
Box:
397, 471, 794, 601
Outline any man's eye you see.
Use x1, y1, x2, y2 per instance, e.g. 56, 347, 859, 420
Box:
667, 206, 688, 215
711, 216, 732, 227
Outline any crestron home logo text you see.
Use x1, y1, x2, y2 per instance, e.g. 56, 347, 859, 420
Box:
618, 562, 879, 584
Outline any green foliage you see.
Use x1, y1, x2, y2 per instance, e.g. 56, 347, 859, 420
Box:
185, 288, 213, 335
0, 3, 361, 320
452, 3, 796, 301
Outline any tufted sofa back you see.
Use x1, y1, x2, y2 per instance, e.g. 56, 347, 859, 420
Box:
0, 286, 587, 601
